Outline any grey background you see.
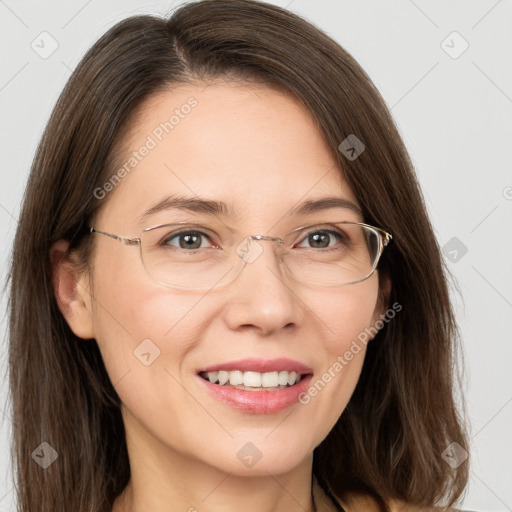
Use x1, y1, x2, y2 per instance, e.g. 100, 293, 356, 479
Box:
1, 1, 511, 510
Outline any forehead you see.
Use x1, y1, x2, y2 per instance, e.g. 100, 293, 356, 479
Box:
95, 81, 362, 230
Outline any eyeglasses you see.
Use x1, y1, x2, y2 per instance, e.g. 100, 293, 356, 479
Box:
88, 220, 392, 292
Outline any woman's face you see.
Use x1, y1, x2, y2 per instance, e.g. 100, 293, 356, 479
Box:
69, 82, 387, 477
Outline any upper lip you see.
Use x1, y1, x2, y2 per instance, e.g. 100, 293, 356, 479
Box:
197, 358, 313, 375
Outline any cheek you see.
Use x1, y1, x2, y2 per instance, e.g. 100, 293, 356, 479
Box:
312, 273, 380, 354
88, 248, 207, 391
297, 276, 379, 442
88, 267, 212, 453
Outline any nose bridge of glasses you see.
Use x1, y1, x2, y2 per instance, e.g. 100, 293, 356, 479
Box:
250, 234, 284, 243
233, 234, 286, 267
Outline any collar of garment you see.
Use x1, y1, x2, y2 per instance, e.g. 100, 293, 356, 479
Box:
312, 474, 382, 512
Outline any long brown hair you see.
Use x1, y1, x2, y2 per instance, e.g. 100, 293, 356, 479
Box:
5, 1, 468, 511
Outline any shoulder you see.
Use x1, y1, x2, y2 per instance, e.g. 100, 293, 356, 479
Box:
386, 499, 473, 512
312, 475, 475, 512
340, 492, 473, 512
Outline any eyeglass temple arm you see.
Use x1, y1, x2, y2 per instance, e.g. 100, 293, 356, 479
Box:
89, 228, 140, 246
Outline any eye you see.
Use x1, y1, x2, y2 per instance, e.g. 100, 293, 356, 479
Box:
296, 228, 347, 249
161, 230, 217, 250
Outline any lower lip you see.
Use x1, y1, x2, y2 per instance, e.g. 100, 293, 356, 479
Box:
196, 374, 313, 414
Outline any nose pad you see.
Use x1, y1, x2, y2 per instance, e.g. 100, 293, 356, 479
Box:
232, 235, 287, 282
235, 235, 284, 264
236, 236, 265, 264
206, 236, 274, 292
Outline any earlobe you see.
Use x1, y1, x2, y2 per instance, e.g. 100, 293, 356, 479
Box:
49, 239, 95, 340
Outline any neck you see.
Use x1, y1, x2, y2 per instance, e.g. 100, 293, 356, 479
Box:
113, 466, 317, 512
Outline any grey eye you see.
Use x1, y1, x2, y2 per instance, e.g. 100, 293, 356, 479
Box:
297, 230, 345, 249
162, 230, 213, 250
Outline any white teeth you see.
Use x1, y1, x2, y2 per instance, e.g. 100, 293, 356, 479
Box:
218, 371, 229, 385
244, 371, 261, 387
287, 371, 297, 386
261, 371, 279, 388
278, 371, 289, 386
229, 371, 244, 386
201, 370, 303, 388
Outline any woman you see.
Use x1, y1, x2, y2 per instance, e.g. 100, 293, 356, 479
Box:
6, 1, 469, 511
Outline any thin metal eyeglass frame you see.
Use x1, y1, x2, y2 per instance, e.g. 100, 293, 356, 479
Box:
88, 221, 393, 287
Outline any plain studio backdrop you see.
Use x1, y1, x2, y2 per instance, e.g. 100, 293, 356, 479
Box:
0, 1, 511, 511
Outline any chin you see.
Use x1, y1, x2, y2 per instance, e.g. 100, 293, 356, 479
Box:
197, 435, 313, 476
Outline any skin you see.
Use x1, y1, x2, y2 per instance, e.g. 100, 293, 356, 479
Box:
51, 81, 390, 512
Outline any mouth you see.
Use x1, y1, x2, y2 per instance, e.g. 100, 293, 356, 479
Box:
198, 369, 310, 391
196, 357, 313, 392
196, 369, 314, 414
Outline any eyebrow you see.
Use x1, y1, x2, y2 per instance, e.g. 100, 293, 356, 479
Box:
136, 195, 363, 224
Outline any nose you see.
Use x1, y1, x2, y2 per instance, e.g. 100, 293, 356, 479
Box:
222, 236, 301, 336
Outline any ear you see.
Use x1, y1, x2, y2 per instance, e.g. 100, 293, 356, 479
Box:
377, 272, 392, 313
369, 272, 392, 339
49, 239, 95, 340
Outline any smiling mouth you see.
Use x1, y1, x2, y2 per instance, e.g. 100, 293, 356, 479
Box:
198, 370, 310, 391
